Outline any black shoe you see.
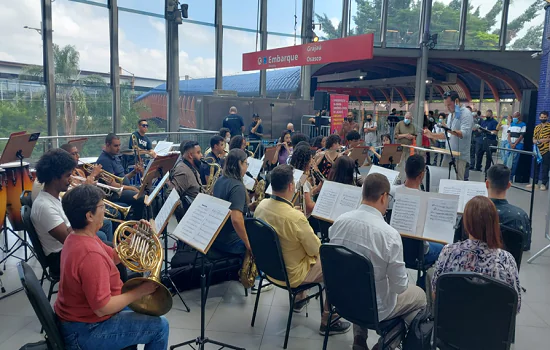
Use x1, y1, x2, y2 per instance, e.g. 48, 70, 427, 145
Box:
293, 298, 310, 313
475, 168, 482, 171
352, 336, 368, 350
469, 167, 475, 170
319, 320, 352, 335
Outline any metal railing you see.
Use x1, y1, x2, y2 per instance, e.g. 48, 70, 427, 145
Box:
301, 115, 331, 139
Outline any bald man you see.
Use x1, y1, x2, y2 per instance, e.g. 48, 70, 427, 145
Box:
286, 123, 295, 134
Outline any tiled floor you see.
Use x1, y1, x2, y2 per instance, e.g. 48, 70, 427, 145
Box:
1, 170, 550, 349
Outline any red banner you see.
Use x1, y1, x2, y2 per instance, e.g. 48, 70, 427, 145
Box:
242, 34, 374, 71
330, 94, 349, 134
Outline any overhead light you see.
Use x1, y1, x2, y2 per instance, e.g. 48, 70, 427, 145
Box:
312, 31, 319, 42
425, 79, 433, 84
359, 75, 365, 80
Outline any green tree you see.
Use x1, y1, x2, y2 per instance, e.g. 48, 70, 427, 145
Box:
511, 23, 544, 50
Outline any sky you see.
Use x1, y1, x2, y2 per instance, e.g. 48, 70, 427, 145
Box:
0, 0, 544, 81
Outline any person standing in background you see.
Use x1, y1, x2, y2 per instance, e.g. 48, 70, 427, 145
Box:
507, 112, 526, 182
471, 110, 483, 171
130, 119, 156, 158
433, 113, 447, 166
528, 111, 550, 191
363, 114, 377, 148
223, 106, 244, 137
394, 112, 416, 181
496, 115, 511, 167
248, 114, 264, 158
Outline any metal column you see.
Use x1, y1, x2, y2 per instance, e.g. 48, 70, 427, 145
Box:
414, 0, 432, 146
499, 0, 511, 51
458, 0, 468, 50
300, 0, 314, 100
109, 0, 121, 133
166, 9, 180, 133
215, 0, 223, 90
41, 0, 57, 148
259, 0, 268, 97
478, 81, 484, 111
341, 0, 350, 38
380, 0, 389, 48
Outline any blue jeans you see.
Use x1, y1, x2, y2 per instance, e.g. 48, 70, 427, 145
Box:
499, 140, 509, 164
212, 236, 246, 257
417, 243, 444, 290
60, 310, 169, 350
510, 143, 524, 180
101, 219, 113, 242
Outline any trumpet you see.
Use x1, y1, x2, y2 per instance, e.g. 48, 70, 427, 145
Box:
104, 199, 131, 222
81, 162, 125, 185
70, 175, 123, 196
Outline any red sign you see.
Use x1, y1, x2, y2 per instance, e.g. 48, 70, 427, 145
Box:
242, 34, 374, 71
329, 94, 349, 134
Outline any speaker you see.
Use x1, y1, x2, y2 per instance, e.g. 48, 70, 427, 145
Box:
314, 91, 329, 111
515, 89, 537, 183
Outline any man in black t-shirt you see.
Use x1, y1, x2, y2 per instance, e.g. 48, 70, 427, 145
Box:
248, 114, 264, 157
130, 119, 157, 158
222, 106, 245, 138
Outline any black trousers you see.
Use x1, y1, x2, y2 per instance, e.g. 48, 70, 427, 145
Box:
476, 138, 497, 172
473, 139, 484, 170
534, 151, 550, 186
114, 189, 146, 221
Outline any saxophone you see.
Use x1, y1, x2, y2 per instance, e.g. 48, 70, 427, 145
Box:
239, 250, 258, 289
203, 157, 221, 195
254, 179, 266, 203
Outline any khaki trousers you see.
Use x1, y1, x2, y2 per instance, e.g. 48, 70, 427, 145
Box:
297, 256, 331, 324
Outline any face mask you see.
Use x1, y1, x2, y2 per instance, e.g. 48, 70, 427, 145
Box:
347, 118, 353, 122
366, 118, 372, 122
454, 104, 461, 119
225, 137, 230, 143
541, 119, 548, 123
404, 119, 411, 125
513, 118, 519, 124
438, 118, 443, 124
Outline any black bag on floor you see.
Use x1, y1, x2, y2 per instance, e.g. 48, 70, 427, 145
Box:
403, 308, 433, 350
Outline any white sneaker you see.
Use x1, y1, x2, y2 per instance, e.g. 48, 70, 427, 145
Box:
526, 184, 533, 189
251, 282, 274, 294
541, 184, 547, 191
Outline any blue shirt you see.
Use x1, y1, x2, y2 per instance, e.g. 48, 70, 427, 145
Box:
96, 150, 130, 185
508, 121, 526, 144
479, 117, 498, 141
248, 121, 263, 140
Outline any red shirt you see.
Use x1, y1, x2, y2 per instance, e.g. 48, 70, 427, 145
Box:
54, 234, 122, 323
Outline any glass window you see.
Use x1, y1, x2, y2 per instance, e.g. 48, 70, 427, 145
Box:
349, 0, 380, 45
465, 0, 502, 50
267, 34, 297, 50
223, 28, 259, 75
431, 0, 462, 49
386, 0, 421, 48
268, 0, 302, 35
223, 0, 259, 30
506, 1, 543, 51
118, 0, 164, 15
313, 0, 343, 40
179, 22, 216, 78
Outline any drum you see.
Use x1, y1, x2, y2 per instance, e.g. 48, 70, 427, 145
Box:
1, 162, 33, 231
0, 168, 7, 228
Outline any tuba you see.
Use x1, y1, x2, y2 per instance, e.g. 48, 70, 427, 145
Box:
203, 157, 221, 195
113, 221, 173, 316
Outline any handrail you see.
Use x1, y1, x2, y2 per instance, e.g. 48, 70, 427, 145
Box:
0, 130, 216, 142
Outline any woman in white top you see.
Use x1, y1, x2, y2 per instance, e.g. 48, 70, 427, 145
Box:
496, 115, 511, 165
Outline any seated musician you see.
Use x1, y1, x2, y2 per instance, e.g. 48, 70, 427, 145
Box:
254, 165, 351, 335
312, 135, 327, 153
272, 131, 292, 166
31, 149, 108, 276
212, 149, 251, 256
314, 134, 342, 178
169, 140, 203, 205
329, 174, 426, 350
229, 135, 247, 152
345, 130, 362, 149
200, 135, 226, 184
327, 155, 363, 187
389, 154, 444, 288
130, 118, 157, 158
56, 185, 169, 349
432, 196, 521, 313
96, 133, 145, 220
370, 133, 392, 167
205, 128, 230, 155
289, 145, 322, 214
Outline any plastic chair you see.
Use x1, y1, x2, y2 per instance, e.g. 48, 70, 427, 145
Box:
245, 218, 324, 349
500, 225, 524, 272
433, 272, 518, 350
320, 244, 406, 350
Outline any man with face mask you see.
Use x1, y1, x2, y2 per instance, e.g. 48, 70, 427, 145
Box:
363, 113, 378, 147
330, 173, 426, 350
169, 141, 204, 202
339, 111, 360, 142
424, 91, 473, 181
528, 111, 550, 190
476, 109, 498, 175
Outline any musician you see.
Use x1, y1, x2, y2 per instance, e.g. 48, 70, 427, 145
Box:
248, 113, 264, 156
56, 185, 169, 350
329, 174, 426, 350
96, 133, 145, 220
312, 135, 326, 152
314, 134, 341, 178
130, 119, 157, 158
229, 135, 247, 152
289, 145, 322, 214
200, 135, 225, 185
424, 90, 474, 181
327, 155, 362, 187
370, 133, 392, 167
212, 149, 251, 256
254, 165, 351, 335
345, 130, 362, 150
31, 149, 108, 277
170, 141, 203, 202
59, 143, 102, 184
272, 131, 292, 166
205, 128, 231, 156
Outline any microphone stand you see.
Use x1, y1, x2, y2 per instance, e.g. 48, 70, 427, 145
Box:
439, 125, 459, 179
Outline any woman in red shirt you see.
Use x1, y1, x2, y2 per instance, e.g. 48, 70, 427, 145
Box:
56, 185, 169, 350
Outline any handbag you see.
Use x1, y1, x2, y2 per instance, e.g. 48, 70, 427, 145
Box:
403, 307, 433, 350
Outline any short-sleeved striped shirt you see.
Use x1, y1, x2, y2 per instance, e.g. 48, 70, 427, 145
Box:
534, 122, 550, 155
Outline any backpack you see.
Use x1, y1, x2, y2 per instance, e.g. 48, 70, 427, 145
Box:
403, 308, 433, 350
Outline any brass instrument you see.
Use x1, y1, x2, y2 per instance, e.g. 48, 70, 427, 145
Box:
291, 175, 307, 215
239, 250, 258, 288
70, 175, 123, 196
131, 134, 144, 169
81, 162, 125, 185
113, 221, 172, 316
203, 157, 221, 195
254, 179, 266, 203
104, 199, 131, 222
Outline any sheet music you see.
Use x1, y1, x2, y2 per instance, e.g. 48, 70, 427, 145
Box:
266, 169, 304, 195
367, 165, 400, 185
154, 190, 180, 233
172, 193, 231, 253
311, 181, 362, 222
154, 141, 174, 156
423, 197, 459, 243
390, 192, 420, 235
439, 179, 487, 212
243, 157, 264, 191
144, 171, 170, 206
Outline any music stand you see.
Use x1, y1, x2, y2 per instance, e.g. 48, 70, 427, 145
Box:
379, 144, 403, 169
349, 146, 371, 183
263, 146, 278, 167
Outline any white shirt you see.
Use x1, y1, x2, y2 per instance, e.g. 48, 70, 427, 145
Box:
329, 204, 408, 321
500, 122, 509, 142
446, 106, 473, 163
363, 121, 378, 144
31, 191, 70, 256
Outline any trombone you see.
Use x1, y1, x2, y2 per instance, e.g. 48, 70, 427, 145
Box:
81, 162, 125, 185
70, 175, 123, 196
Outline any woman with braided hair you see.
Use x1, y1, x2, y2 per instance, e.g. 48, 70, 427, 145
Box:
290, 145, 322, 215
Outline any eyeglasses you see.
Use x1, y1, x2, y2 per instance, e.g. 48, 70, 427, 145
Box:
141, 124, 149, 128
386, 192, 394, 201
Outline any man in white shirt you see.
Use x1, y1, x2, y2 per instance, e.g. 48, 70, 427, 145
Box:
329, 173, 426, 350
31, 149, 107, 276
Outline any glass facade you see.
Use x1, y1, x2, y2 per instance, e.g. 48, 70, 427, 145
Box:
464, 0, 502, 50
506, 0, 543, 51
431, 0, 462, 49
313, 0, 343, 40
386, 0, 422, 48
350, 0, 381, 45
223, 29, 259, 75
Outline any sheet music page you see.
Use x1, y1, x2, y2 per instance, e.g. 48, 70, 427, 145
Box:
154, 141, 174, 156
266, 169, 304, 195
172, 193, 231, 253
423, 195, 459, 243
439, 179, 486, 212
311, 181, 340, 220
154, 190, 180, 233
368, 165, 400, 185
144, 171, 170, 206
463, 183, 488, 210
390, 191, 421, 235
330, 185, 363, 220
243, 157, 264, 191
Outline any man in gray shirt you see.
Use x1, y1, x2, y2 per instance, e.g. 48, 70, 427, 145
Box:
425, 91, 473, 181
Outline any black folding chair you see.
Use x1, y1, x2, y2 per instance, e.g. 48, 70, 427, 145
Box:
317, 219, 332, 243
401, 237, 433, 290
245, 218, 324, 349
320, 244, 406, 350
434, 272, 518, 350
500, 224, 524, 271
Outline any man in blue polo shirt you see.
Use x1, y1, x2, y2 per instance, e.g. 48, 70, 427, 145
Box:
475, 109, 498, 175
96, 133, 146, 220
222, 106, 244, 138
